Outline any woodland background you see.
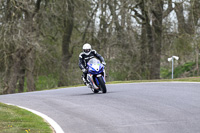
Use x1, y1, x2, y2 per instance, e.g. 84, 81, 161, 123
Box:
0, 0, 200, 94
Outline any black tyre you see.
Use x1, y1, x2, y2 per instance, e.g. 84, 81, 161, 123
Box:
91, 88, 99, 93
97, 76, 107, 93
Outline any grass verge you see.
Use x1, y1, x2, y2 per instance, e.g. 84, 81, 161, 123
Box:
52, 77, 200, 89
107, 77, 200, 84
0, 103, 53, 133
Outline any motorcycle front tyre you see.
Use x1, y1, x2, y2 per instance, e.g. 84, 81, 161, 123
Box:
97, 76, 107, 93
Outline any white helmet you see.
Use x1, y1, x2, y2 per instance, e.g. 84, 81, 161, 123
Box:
83, 43, 92, 55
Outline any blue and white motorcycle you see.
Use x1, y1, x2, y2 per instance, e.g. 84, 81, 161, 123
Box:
86, 58, 107, 93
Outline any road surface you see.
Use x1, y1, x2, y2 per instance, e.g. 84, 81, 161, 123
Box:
0, 82, 200, 133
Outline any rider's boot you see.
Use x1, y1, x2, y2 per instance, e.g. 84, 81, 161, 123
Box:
81, 75, 87, 85
81, 75, 91, 88
81, 75, 89, 85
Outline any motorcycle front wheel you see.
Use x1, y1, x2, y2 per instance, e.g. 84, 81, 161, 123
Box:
97, 76, 107, 93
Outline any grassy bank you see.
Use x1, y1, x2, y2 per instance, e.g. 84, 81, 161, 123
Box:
0, 103, 53, 133
107, 77, 200, 84
53, 77, 200, 89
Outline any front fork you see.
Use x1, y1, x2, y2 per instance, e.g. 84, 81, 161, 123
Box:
87, 74, 99, 89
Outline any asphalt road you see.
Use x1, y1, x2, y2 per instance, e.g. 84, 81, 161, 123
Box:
0, 82, 200, 133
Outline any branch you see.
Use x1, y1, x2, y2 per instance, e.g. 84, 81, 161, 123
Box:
33, 0, 42, 17
163, 0, 174, 18
131, 15, 145, 24
82, 1, 99, 42
14, 1, 29, 16
128, 1, 145, 21
35, 0, 42, 13
131, 8, 145, 21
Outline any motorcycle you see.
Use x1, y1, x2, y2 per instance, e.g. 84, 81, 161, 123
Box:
86, 58, 107, 93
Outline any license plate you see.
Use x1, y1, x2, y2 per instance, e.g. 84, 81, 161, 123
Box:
97, 74, 102, 77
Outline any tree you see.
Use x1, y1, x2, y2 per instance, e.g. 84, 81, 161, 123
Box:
58, 0, 75, 86
174, 0, 200, 75
132, 0, 173, 79
0, 0, 42, 94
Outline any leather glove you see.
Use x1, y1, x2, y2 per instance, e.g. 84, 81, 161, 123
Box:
102, 62, 106, 66
82, 68, 88, 74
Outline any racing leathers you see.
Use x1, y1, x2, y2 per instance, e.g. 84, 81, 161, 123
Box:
79, 50, 105, 84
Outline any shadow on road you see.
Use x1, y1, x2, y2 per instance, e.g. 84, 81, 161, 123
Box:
71, 91, 117, 96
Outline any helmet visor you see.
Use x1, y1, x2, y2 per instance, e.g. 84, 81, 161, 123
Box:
84, 49, 91, 53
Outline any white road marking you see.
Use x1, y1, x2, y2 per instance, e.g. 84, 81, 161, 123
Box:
6, 103, 64, 133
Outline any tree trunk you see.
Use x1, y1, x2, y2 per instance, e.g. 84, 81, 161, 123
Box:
139, 0, 149, 79
145, 9, 154, 79
108, 0, 123, 42
140, 23, 148, 79
149, 0, 163, 79
25, 0, 42, 91
174, 3, 186, 34
144, 0, 164, 79
6, 49, 24, 94
18, 66, 25, 93
59, 0, 74, 86
26, 50, 36, 92
196, 45, 199, 76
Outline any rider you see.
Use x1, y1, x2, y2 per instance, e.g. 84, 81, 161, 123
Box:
79, 43, 106, 87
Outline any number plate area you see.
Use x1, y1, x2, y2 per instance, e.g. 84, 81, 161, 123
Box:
97, 74, 102, 77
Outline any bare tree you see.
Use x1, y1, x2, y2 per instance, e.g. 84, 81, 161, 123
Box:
58, 0, 75, 86
131, 0, 173, 79
174, 0, 200, 75
0, 0, 42, 94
